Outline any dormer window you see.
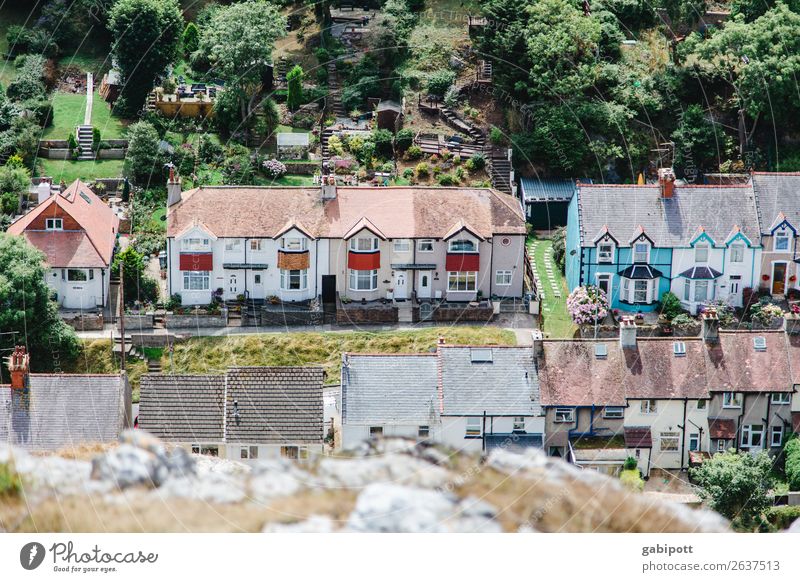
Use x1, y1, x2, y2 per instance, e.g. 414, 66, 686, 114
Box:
282, 237, 307, 251
694, 242, 709, 263
180, 237, 209, 251
45, 218, 63, 230
349, 237, 378, 252
633, 242, 649, 263
448, 239, 477, 252
729, 243, 744, 263
598, 242, 614, 263
774, 230, 790, 251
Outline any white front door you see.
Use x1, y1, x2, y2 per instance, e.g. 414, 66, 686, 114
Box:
394, 270, 408, 299
252, 272, 264, 298
228, 273, 239, 298
418, 271, 432, 299
728, 275, 742, 306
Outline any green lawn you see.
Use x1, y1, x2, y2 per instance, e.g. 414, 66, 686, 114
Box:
263, 174, 316, 186
42, 91, 126, 140
37, 159, 124, 183
529, 237, 577, 338
91, 96, 127, 139
149, 208, 167, 231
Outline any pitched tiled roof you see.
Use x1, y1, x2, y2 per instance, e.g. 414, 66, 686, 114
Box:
624, 426, 652, 448
0, 374, 128, 451
8, 180, 119, 266
167, 186, 526, 239
140, 368, 325, 445
225, 367, 324, 444
538, 341, 627, 406
23, 231, 105, 268
576, 183, 760, 248
440, 346, 540, 416
752, 173, 800, 233
708, 418, 736, 440
705, 331, 793, 392
138, 374, 225, 442
341, 354, 438, 424
621, 339, 709, 399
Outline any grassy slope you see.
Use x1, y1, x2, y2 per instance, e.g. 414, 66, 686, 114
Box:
42, 91, 126, 140
531, 238, 576, 338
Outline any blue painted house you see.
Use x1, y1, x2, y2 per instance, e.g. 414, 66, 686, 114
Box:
566, 173, 762, 312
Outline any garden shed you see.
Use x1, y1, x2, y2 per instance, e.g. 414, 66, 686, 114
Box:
375, 100, 403, 132
277, 132, 310, 160
520, 178, 587, 230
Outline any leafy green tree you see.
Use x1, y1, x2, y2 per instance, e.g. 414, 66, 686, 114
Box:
0, 162, 30, 215
112, 246, 159, 305
199, 0, 286, 125
108, 0, 183, 116
660, 0, 706, 30
427, 70, 456, 98
672, 104, 725, 179
286, 65, 304, 112
785, 436, 800, 491
0, 234, 80, 372
690, 450, 774, 527
124, 121, 162, 185
182, 22, 200, 57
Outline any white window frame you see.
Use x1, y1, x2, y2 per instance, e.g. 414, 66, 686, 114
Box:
603, 406, 624, 419
722, 392, 741, 408
633, 280, 648, 303
640, 399, 657, 414
694, 280, 709, 303
512, 417, 525, 432
224, 238, 242, 252
622, 278, 630, 300
774, 230, 790, 252
554, 408, 574, 423
683, 278, 691, 301
418, 425, 430, 439
417, 239, 434, 252
596, 273, 611, 296
660, 431, 680, 452
250, 239, 262, 251
67, 269, 87, 282
689, 433, 700, 452
280, 269, 308, 291
741, 424, 764, 448
495, 270, 512, 286
729, 243, 744, 263
717, 440, 726, 452
448, 239, 477, 253
45, 218, 63, 230
448, 271, 477, 292
349, 269, 378, 291
465, 417, 482, 436
368, 426, 383, 438
349, 237, 379, 252
393, 239, 411, 252
694, 242, 709, 263
282, 237, 308, 251
633, 242, 649, 263
183, 270, 210, 291
598, 243, 614, 263
771, 393, 791, 405
770, 425, 784, 448
181, 237, 210, 251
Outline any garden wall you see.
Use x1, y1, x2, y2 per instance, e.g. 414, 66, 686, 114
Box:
120, 314, 155, 331
260, 305, 324, 326
61, 312, 104, 331
164, 313, 227, 328
283, 161, 319, 175
414, 302, 494, 323
336, 301, 398, 324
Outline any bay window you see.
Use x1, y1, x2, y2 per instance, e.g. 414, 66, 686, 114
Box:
183, 271, 209, 290
620, 277, 656, 304
280, 269, 308, 290
448, 271, 477, 292
694, 280, 709, 302
633, 280, 648, 303
349, 237, 378, 252
349, 269, 378, 291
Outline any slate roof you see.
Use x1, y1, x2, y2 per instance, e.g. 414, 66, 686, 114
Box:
139, 367, 324, 445
576, 183, 760, 248
708, 418, 736, 440
705, 331, 793, 393
0, 374, 128, 451
519, 178, 579, 202
167, 186, 526, 239
538, 341, 627, 406
138, 374, 225, 442
679, 266, 723, 279
618, 264, 663, 279
341, 354, 438, 425
440, 346, 540, 416
7, 180, 119, 267
621, 339, 709, 399
752, 173, 800, 233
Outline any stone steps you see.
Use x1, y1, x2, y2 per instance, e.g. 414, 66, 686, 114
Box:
76, 125, 94, 160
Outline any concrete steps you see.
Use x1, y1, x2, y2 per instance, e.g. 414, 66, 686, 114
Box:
397, 304, 413, 323
76, 125, 94, 160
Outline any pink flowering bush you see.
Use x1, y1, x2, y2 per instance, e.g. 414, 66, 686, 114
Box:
567, 285, 610, 324
262, 158, 287, 178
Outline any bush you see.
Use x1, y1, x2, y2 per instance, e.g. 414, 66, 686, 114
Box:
489, 126, 505, 145
165, 293, 182, 311
124, 121, 162, 185
469, 152, 486, 170
624, 456, 638, 471
92, 127, 102, 152
785, 437, 800, 492
415, 162, 429, 178
402, 168, 414, 179
372, 128, 394, 159
262, 158, 287, 178
671, 313, 695, 328
327, 135, 344, 157
404, 145, 423, 161
551, 227, 566, 274
198, 134, 223, 163
21, 98, 53, 127
427, 69, 456, 97
765, 505, 800, 531
0, 462, 23, 499
395, 128, 414, 152
620, 469, 644, 491
567, 285, 609, 324
182, 22, 200, 57
7, 55, 47, 101
286, 65, 304, 111
67, 133, 78, 151
660, 291, 684, 320
750, 299, 783, 326
438, 173, 457, 186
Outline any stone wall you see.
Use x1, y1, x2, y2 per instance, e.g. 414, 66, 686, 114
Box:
423, 302, 494, 323
61, 312, 104, 331
260, 305, 323, 326
283, 161, 319, 175
120, 314, 155, 331
164, 313, 227, 328
336, 302, 398, 324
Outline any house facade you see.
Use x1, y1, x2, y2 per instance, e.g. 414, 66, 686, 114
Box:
566, 172, 761, 313
139, 367, 325, 462
166, 174, 527, 306
340, 344, 544, 452
6, 180, 119, 309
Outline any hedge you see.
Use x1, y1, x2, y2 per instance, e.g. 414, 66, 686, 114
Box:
786, 437, 800, 491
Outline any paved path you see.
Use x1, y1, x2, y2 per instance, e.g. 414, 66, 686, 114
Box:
84, 72, 93, 125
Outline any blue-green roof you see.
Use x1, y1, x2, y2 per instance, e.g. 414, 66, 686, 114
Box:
520, 178, 583, 202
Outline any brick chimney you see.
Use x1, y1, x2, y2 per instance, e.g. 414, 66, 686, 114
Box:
531, 329, 544, 358
167, 165, 182, 207
7, 346, 29, 390
620, 316, 637, 349
658, 167, 676, 198
701, 308, 719, 343
321, 173, 337, 201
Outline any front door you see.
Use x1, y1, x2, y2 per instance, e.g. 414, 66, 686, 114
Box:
321, 275, 336, 303
728, 275, 742, 306
394, 270, 408, 300
252, 272, 264, 298
228, 273, 239, 297
772, 262, 787, 295
418, 271, 432, 299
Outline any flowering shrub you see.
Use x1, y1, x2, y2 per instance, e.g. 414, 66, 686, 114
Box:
567, 285, 609, 324
262, 158, 287, 178
701, 299, 736, 327
791, 303, 800, 315
750, 299, 784, 326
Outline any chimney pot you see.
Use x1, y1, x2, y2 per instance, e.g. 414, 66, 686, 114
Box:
658, 167, 676, 198
701, 308, 719, 342
619, 316, 637, 349
167, 168, 182, 207
7, 346, 29, 390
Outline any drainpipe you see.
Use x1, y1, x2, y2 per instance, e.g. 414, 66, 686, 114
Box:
736, 393, 747, 452
482, 410, 487, 452
679, 397, 688, 470
167, 238, 172, 299
764, 394, 771, 448
488, 240, 494, 300
101, 268, 105, 309
244, 238, 248, 298
315, 239, 319, 299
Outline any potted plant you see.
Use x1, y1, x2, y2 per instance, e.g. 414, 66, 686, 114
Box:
268, 295, 280, 305
386, 287, 394, 300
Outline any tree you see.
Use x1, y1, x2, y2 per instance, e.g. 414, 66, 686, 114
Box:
785, 436, 800, 491
427, 70, 456, 98
690, 450, 774, 527
199, 0, 286, 124
286, 65, 304, 112
672, 104, 726, 179
660, 0, 706, 30
112, 246, 159, 305
0, 162, 30, 215
0, 234, 80, 373
108, 0, 183, 116
124, 121, 162, 185
182, 22, 200, 57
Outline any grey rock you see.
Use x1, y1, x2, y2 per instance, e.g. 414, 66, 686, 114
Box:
248, 459, 312, 502
317, 453, 451, 489
486, 447, 548, 475
157, 473, 247, 504
346, 483, 501, 533
91, 444, 163, 489
262, 515, 335, 533
166, 448, 196, 479
195, 456, 251, 477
